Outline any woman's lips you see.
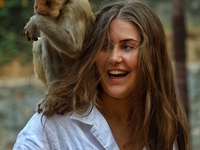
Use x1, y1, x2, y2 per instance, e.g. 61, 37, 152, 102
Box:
108, 70, 129, 78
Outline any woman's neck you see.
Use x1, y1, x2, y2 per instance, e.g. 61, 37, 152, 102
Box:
97, 92, 130, 124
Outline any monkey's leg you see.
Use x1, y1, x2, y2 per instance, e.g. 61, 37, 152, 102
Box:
33, 37, 47, 87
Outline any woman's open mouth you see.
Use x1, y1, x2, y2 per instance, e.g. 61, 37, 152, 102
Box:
108, 70, 129, 78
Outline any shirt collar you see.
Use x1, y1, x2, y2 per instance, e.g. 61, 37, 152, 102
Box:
70, 104, 119, 149
70, 104, 95, 125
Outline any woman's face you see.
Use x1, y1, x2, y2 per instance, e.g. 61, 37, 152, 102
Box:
96, 18, 140, 100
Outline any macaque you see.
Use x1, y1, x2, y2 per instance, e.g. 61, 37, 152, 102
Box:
24, 0, 95, 89
24, 0, 94, 113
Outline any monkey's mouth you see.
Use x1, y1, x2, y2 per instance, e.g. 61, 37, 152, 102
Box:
108, 70, 129, 78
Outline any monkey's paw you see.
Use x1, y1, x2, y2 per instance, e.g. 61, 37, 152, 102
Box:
23, 16, 38, 41
37, 99, 47, 114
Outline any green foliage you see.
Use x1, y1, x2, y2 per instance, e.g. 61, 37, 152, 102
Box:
0, 0, 33, 64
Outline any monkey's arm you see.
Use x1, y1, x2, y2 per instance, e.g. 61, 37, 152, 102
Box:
24, 14, 86, 58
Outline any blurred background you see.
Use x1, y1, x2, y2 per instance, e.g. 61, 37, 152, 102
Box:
0, 0, 199, 149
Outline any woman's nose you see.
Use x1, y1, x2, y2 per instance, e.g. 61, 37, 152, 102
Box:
109, 47, 123, 64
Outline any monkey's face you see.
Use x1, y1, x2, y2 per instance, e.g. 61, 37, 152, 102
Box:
34, 0, 48, 14
34, 0, 63, 18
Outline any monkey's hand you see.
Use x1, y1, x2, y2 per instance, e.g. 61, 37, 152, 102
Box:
37, 98, 47, 114
24, 15, 38, 41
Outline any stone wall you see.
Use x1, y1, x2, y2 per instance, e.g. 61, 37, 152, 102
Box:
188, 62, 200, 150
0, 63, 200, 150
0, 78, 45, 150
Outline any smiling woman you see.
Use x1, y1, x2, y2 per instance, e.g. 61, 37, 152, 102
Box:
96, 18, 139, 101
13, 1, 190, 150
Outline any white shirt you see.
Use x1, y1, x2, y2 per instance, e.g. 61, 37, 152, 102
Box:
13, 105, 119, 150
13, 105, 178, 150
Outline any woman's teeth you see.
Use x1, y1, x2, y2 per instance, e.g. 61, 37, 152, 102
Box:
108, 70, 128, 78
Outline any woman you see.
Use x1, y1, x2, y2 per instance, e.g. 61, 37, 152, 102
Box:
13, 1, 190, 150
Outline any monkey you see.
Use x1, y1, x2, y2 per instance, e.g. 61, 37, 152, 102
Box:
24, 0, 95, 90
23, 0, 95, 114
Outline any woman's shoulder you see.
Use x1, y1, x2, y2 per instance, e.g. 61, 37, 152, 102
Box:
21, 112, 74, 134
13, 112, 74, 150
13, 105, 119, 150
17, 105, 99, 136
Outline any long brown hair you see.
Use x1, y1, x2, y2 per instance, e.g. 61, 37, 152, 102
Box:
39, 1, 190, 149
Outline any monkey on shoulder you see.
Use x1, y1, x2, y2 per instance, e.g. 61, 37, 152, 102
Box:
24, 0, 94, 114
24, 0, 94, 89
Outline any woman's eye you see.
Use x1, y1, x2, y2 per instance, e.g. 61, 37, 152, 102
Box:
122, 45, 135, 51
102, 44, 108, 49
101, 43, 113, 51
101, 43, 108, 52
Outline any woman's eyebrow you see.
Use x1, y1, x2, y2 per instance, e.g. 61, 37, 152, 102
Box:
120, 38, 139, 43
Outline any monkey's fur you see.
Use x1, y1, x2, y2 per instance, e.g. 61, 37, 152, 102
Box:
24, 0, 94, 113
